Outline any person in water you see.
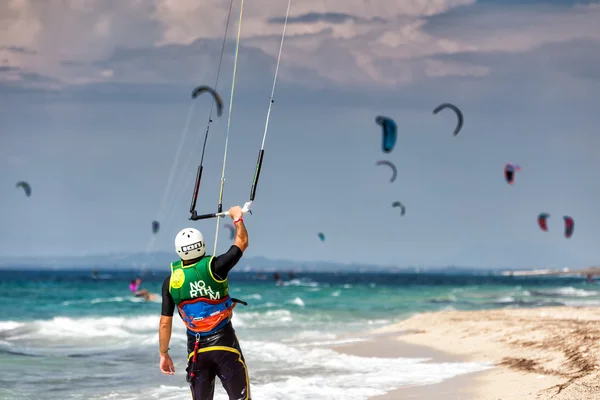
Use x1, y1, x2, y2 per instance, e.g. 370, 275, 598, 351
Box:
158, 205, 250, 400
273, 272, 282, 286
130, 278, 151, 300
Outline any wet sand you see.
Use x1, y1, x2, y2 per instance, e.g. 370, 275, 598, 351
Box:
335, 307, 600, 399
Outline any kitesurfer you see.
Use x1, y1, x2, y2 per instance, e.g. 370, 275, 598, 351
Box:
130, 278, 151, 300
158, 205, 251, 400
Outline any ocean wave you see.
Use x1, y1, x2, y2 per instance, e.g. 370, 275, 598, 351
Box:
495, 296, 515, 303
529, 287, 598, 297
233, 309, 294, 327
425, 296, 568, 309
0, 315, 182, 346
0, 321, 24, 332
240, 340, 491, 400
296, 338, 369, 347
282, 279, 319, 287
287, 297, 305, 307
62, 296, 161, 306
562, 299, 600, 307
428, 294, 458, 303
0, 306, 338, 349
249, 301, 277, 309
492, 300, 566, 308
0, 344, 41, 357
79, 341, 491, 400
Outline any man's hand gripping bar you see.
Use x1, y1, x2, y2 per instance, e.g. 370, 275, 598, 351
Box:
189, 201, 252, 221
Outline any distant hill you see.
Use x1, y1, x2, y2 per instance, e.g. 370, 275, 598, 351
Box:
0, 252, 385, 271
0, 252, 514, 274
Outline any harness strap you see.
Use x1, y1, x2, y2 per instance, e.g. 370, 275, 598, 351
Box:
189, 334, 201, 380
231, 297, 248, 306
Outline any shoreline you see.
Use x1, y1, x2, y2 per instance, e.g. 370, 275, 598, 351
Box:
332, 331, 493, 399
332, 306, 600, 399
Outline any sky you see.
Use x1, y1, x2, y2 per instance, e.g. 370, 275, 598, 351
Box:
1, 0, 600, 269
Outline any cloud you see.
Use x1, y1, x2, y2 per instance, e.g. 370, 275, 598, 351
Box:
268, 12, 386, 25
117, 0, 600, 87
0, 0, 599, 92
90, 37, 325, 89
0, 0, 477, 88
2, 38, 599, 117
0, 0, 160, 85
0, 64, 60, 90
421, 2, 600, 53
153, 0, 475, 44
0, 45, 36, 55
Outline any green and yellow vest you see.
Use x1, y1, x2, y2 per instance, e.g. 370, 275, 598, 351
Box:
169, 256, 235, 335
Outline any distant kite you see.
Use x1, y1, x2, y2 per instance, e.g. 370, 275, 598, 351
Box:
16, 181, 31, 197
152, 220, 160, 234
374, 116, 397, 153
538, 213, 550, 232
564, 216, 574, 239
375, 160, 397, 183
317, 232, 325, 242
504, 163, 521, 185
392, 201, 406, 216
433, 103, 463, 136
191, 85, 223, 117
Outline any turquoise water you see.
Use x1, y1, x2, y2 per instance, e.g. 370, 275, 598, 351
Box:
0, 269, 597, 399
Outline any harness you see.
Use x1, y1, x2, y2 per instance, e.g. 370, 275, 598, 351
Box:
178, 295, 247, 336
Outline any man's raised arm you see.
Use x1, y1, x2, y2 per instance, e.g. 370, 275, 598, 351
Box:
231, 206, 248, 252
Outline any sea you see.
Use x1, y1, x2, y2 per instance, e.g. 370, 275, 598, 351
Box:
0, 268, 598, 400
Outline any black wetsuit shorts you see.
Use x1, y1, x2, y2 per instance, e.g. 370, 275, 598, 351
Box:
186, 322, 251, 400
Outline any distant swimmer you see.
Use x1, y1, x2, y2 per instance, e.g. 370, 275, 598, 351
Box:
158, 205, 250, 400
586, 273, 595, 284
274, 272, 282, 286
130, 278, 152, 301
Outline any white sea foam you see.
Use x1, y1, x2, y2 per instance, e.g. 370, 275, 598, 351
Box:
496, 296, 515, 303
0, 306, 492, 400
287, 297, 305, 307
283, 279, 319, 288
83, 340, 491, 400
0, 321, 24, 332
532, 287, 598, 297
61, 295, 161, 306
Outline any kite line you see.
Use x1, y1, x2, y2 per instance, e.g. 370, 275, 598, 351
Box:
189, 0, 292, 255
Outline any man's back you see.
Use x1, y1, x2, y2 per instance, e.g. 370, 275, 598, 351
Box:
161, 245, 243, 324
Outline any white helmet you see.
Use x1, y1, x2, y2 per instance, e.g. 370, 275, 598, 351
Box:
175, 228, 206, 261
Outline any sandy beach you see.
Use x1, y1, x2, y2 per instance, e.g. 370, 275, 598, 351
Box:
336, 307, 600, 399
